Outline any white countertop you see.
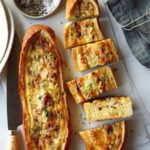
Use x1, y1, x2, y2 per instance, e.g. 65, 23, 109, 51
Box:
0, 0, 150, 149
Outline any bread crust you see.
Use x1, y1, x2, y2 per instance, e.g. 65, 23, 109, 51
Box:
66, 0, 100, 21
18, 25, 70, 150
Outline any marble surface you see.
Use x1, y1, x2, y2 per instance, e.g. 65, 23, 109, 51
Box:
0, 0, 150, 149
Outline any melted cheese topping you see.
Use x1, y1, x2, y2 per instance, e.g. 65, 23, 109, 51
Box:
79, 121, 125, 150
72, 39, 119, 71
64, 18, 104, 48
24, 31, 68, 149
83, 97, 133, 121
66, 66, 117, 104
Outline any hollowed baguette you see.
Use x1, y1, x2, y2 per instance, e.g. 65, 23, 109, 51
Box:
83, 96, 133, 122
66, 66, 117, 104
64, 18, 104, 49
72, 39, 119, 71
19, 25, 70, 150
66, 0, 100, 21
79, 121, 126, 150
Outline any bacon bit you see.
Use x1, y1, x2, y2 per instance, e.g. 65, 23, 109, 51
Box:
44, 134, 51, 139
50, 72, 57, 78
47, 122, 53, 128
77, 31, 81, 37
72, 22, 77, 27
33, 137, 39, 144
101, 44, 105, 53
91, 72, 97, 76
43, 93, 53, 107
35, 37, 49, 49
92, 34, 95, 39
81, 57, 87, 64
34, 115, 39, 123
107, 126, 113, 134
34, 74, 41, 85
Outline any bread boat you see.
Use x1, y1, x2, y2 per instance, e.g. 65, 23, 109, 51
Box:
19, 25, 70, 150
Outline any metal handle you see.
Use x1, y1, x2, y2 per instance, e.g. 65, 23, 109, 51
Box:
8, 130, 19, 150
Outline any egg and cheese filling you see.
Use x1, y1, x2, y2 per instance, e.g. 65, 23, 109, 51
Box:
25, 31, 68, 149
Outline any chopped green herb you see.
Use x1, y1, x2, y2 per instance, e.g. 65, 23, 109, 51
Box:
45, 109, 51, 117
38, 95, 42, 100
28, 81, 32, 86
37, 125, 43, 130
101, 74, 108, 82
28, 99, 32, 102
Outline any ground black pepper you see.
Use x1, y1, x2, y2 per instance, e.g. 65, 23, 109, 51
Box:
18, 0, 53, 16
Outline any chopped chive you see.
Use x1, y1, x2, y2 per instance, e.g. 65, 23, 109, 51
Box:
45, 109, 51, 117
38, 95, 42, 100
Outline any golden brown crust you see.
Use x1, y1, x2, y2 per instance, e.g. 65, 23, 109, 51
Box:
18, 25, 70, 150
79, 121, 126, 150
66, 0, 100, 21
66, 0, 77, 20
121, 121, 127, 150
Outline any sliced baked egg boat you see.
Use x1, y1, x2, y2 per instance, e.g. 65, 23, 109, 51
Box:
19, 25, 70, 150
79, 121, 126, 150
66, 0, 100, 21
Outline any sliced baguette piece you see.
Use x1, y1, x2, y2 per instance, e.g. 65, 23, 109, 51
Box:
64, 18, 104, 49
19, 25, 70, 150
79, 121, 126, 150
66, 0, 100, 21
83, 96, 133, 121
66, 66, 117, 104
72, 39, 119, 71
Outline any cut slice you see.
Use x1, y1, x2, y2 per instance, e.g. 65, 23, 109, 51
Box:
72, 39, 119, 71
66, 66, 117, 104
79, 121, 126, 150
64, 18, 104, 49
66, 0, 100, 21
83, 96, 133, 121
